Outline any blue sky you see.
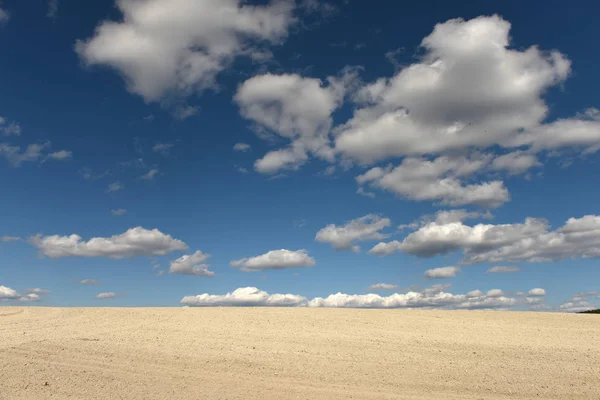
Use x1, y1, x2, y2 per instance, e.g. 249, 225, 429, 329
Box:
1, 0, 599, 311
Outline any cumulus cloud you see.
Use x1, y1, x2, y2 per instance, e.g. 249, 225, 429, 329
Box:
230, 249, 315, 272
181, 287, 308, 307
235, 70, 357, 173
0, 285, 42, 302
168, 250, 214, 276
356, 154, 510, 208
528, 288, 546, 297
76, 0, 295, 102
30, 227, 187, 259
370, 214, 600, 264
332, 15, 600, 165
487, 266, 520, 273
233, 142, 251, 152
366, 283, 398, 291
424, 266, 460, 279
181, 286, 518, 309
96, 292, 116, 299
315, 214, 391, 251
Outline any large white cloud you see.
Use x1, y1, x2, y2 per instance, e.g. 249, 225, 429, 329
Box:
333, 15, 600, 164
181, 286, 518, 309
370, 214, 600, 263
230, 249, 315, 272
315, 214, 391, 251
235, 71, 355, 173
168, 250, 214, 276
356, 154, 510, 208
76, 0, 295, 102
30, 227, 187, 259
181, 287, 308, 307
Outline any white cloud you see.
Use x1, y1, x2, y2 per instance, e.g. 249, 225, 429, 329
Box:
233, 142, 251, 152
486, 289, 504, 297
235, 70, 357, 173
181, 286, 518, 309
528, 288, 546, 297
141, 169, 159, 180
487, 266, 520, 273
76, 0, 295, 102
107, 182, 122, 193
173, 105, 199, 120
111, 209, 126, 216
334, 15, 592, 164
315, 214, 391, 251
80, 279, 100, 285
425, 266, 460, 279
47, 150, 72, 160
491, 151, 541, 175
0, 285, 42, 302
153, 143, 174, 155
356, 154, 510, 208
0, 117, 21, 136
230, 249, 315, 272
0, 285, 20, 300
168, 250, 214, 276
467, 290, 483, 298
366, 283, 398, 291
24, 288, 51, 295
30, 227, 187, 259
1, 236, 20, 242
181, 287, 308, 307
356, 187, 375, 198
0, 142, 69, 167
96, 292, 116, 299
370, 214, 600, 264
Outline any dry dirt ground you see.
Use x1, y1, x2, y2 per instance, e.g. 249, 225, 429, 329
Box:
1, 307, 599, 399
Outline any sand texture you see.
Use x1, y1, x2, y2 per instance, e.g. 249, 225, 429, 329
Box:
1, 307, 599, 399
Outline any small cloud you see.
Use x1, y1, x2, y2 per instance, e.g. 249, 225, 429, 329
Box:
106, 182, 122, 193
79, 167, 110, 180
173, 105, 199, 120
487, 289, 505, 298
1, 236, 20, 242
424, 266, 460, 279
143, 114, 155, 122
47, 0, 58, 19
294, 219, 308, 228
152, 264, 160, 270
156, 270, 166, 276
0, 8, 10, 23
111, 209, 126, 216
141, 169, 159, 180
0, 118, 21, 136
153, 143, 174, 155
236, 166, 249, 173
323, 166, 336, 176
80, 279, 100, 285
366, 283, 398, 291
47, 150, 72, 161
25, 288, 51, 295
528, 288, 546, 297
357, 187, 375, 198
233, 143, 251, 152
96, 292, 116, 299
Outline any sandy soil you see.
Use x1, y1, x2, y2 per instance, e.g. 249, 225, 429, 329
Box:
1, 307, 599, 399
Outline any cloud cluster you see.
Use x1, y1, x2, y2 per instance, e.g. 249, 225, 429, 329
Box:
315, 214, 391, 251
230, 249, 315, 272
77, 0, 296, 102
169, 250, 214, 276
0, 285, 43, 302
181, 286, 518, 309
30, 227, 187, 259
370, 214, 600, 264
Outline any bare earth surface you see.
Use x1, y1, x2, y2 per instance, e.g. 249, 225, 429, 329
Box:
1, 307, 599, 400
